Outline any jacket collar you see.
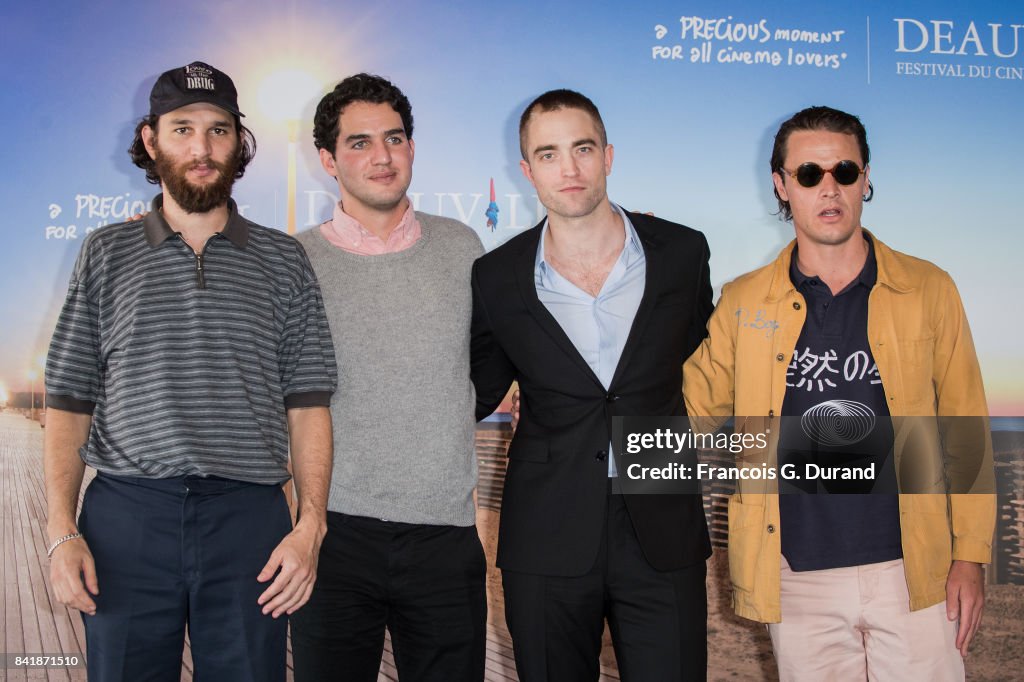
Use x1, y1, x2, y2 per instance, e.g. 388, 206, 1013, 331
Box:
511, 205, 665, 391
765, 228, 913, 302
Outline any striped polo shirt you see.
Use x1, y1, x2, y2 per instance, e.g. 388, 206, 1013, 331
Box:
45, 195, 337, 484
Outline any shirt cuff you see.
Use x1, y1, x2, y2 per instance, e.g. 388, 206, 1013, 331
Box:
45, 394, 96, 415
284, 391, 333, 409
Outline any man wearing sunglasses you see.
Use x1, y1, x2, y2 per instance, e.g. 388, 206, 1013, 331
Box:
683, 106, 994, 681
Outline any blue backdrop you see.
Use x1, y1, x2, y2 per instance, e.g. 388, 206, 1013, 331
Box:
1, 1, 1021, 414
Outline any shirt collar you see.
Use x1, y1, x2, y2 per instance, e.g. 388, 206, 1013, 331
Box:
536, 203, 643, 274
322, 200, 420, 253
789, 231, 878, 293
143, 194, 249, 248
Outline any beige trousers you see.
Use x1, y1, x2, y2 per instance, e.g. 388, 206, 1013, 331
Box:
767, 557, 964, 682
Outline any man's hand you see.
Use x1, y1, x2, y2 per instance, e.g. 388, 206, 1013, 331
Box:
49, 537, 98, 615
946, 559, 985, 657
256, 520, 325, 618
510, 389, 520, 433
259, 405, 332, 617
44, 408, 94, 614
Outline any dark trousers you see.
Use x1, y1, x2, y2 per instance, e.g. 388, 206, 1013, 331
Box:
79, 472, 293, 682
290, 512, 487, 682
502, 494, 708, 682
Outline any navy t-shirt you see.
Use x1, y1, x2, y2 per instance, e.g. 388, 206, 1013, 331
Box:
778, 235, 903, 571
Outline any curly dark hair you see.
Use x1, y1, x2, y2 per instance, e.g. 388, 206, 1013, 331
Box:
518, 89, 607, 160
128, 114, 257, 185
770, 106, 871, 221
313, 73, 414, 155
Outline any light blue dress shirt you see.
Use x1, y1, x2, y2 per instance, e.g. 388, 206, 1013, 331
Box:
535, 204, 646, 476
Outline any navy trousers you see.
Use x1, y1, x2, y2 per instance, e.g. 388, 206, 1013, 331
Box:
79, 472, 293, 682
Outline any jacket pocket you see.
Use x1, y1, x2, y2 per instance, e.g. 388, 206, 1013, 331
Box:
896, 336, 936, 409
727, 495, 766, 591
654, 290, 688, 308
506, 435, 550, 463
902, 499, 953, 585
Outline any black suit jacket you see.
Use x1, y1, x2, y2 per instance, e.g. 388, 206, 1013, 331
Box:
471, 211, 714, 576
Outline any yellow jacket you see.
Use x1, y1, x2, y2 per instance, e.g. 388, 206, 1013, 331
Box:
683, 231, 995, 623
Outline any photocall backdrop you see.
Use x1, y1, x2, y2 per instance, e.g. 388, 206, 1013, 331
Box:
2, 2, 1021, 416
2, 2, 1023, 672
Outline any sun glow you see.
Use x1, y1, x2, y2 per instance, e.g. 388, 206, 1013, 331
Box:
257, 68, 323, 124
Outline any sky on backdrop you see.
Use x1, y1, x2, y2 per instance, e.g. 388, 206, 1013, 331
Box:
1, 0, 1020, 412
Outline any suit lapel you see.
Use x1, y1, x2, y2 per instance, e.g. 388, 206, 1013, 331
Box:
513, 221, 605, 389
609, 214, 662, 389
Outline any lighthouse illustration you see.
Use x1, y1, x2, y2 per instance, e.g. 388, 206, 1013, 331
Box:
485, 177, 499, 232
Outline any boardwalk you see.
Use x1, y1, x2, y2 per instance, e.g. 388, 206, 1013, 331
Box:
2, 410, 87, 681
0, 412, 622, 681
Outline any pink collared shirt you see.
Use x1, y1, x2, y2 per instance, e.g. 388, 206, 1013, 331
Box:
319, 201, 422, 255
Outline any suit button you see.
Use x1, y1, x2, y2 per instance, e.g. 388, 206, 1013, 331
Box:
767, 524, 776, 533
596, 451, 608, 461
776, 353, 785, 362
605, 393, 618, 402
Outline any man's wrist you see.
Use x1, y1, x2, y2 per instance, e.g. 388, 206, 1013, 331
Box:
47, 532, 84, 558
47, 520, 79, 541
293, 513, 327, 539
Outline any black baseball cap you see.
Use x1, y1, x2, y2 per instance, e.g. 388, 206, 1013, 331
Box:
149, 61, 245, 118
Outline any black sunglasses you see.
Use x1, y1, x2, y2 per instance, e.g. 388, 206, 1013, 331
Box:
782, 160, 865, 188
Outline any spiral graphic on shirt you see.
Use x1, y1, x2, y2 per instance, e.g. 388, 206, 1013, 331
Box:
800, 400, 876, 446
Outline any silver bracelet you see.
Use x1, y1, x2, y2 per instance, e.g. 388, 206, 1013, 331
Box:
47, 532, 83, 558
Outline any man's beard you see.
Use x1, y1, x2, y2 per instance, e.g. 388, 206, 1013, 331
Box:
155, 147, 239, 214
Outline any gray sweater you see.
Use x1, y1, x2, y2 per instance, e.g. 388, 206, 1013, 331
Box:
296, 213, 484, 526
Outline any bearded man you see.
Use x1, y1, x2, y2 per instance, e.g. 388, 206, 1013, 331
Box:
43, 61, 337, 681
